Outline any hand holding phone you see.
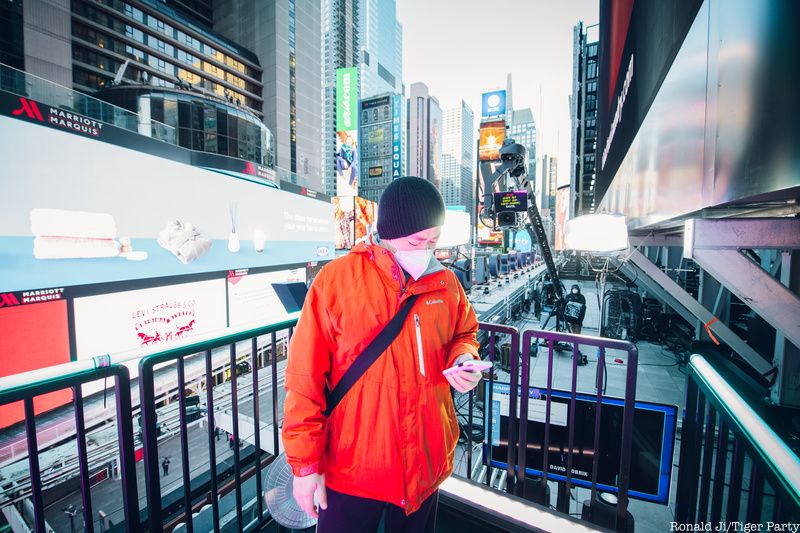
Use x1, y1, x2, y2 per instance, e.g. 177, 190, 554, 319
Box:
442, 359, 492, 376
443, 358, 491, 393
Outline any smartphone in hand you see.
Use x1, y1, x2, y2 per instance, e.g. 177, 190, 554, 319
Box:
442, 359, 492, 376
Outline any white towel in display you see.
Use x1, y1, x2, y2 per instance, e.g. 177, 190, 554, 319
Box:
33, 237, 120, 259
157, 220, 212, 264
30, 208, 117, 239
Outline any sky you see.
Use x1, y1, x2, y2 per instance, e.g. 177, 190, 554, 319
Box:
397, 0, 599, 188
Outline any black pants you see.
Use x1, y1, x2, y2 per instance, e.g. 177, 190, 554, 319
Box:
316, 488, 438, 533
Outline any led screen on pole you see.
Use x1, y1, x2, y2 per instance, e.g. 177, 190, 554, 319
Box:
479, 120, 505, 161
336, 67, 359, 197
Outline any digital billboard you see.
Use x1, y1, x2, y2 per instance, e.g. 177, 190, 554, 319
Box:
0, 299, 71, 428
392, 95, 402, 178
554, 185, 570, 251
333, 196, 355, 250
354, 197, 378, 244
476, 160, 504, 245
479, 120, 505, 161
228, 268, 306, 329
481, 90, 507, 118
73, 279, 227, 358
336, 67, 359, 197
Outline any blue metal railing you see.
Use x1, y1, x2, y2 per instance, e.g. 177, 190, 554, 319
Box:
675, 354, 800, 525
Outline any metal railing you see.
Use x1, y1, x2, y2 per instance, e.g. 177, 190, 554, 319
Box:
0, 364, 140, 533
675, 354, 800, 525
0, 319, 295, 533
138, 320, 296, 533
461, 323, 640, 532
0, 62, 176, 143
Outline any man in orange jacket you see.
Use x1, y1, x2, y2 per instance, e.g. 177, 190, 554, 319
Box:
282, 177, 483, 532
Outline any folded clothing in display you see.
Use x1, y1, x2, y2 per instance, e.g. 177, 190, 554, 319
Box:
34, 236, 120, 259
30, 208, 117, 239
157, 220, 212, 264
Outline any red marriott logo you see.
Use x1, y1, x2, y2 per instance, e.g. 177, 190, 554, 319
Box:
0, 293, 21, 308
12, 97, 44, 121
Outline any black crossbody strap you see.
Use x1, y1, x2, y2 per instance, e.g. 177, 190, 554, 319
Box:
324, 294, 420, 418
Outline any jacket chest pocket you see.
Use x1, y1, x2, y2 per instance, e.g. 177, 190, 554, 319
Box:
411, 312, 450, 382
413, 314, 425, 377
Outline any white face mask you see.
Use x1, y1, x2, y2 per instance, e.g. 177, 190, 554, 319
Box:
394, 249, 433, 280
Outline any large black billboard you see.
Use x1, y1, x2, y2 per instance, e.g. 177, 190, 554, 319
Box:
596, 0, 800, 230
596, 0, 703, 199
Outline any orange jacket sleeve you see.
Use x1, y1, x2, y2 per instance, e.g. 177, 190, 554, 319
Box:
282, 268, 335, 476
445, 277, 480, 368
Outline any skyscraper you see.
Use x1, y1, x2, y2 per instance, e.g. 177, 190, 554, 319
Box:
358, 0, 402, 98
442, 101, 475, 220
570, 21, 599, 216
214, 0, 323, 186
359, 93, 403, 203
322, 0, 360, 197
508, 108, 537, 188
407, 82, 442, 190
541, 154, 558, 213
11, 0, 276, 168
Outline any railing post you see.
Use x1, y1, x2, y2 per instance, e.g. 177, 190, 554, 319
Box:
675, 374, 699, 522
140, 360, 163, 533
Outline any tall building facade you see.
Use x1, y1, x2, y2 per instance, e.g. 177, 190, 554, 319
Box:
508, 108, 537, 187
406, 82, 442, 191
570, 21, 599, 216
322, 0, 360, 197
541, 154, 558, 213
214, 0, 323, 187
441, 101, 474, 218
358, 0, 402, 98
8, 0, 274, 166
359, 93, 403, 203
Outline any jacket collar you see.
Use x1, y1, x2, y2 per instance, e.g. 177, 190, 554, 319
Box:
350, 235, 448, 294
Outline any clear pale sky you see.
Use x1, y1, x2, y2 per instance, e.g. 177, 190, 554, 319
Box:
397, 0, 599, 187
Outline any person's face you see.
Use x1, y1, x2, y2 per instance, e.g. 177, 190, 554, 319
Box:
385, 226, 441, 252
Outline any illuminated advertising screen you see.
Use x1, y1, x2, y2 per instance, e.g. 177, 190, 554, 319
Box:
479, 120, 505, 161
481, 90, 507, 118
228, 268, 306, 329
73, 280, 227, 359
354, 197, 377, 243
333, 196, 355, 250
336, 67, 359, 197
555, 185, 570, 251
392, 95, 402, 178
494, 191, 528, 212
476, 161, 503, 245
0, 299, 71, 428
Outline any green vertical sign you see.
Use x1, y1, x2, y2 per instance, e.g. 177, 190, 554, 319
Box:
336, 67, 358, 131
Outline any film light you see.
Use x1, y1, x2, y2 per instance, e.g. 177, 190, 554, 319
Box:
438, 211, 471, 248
564, 213, 629, 253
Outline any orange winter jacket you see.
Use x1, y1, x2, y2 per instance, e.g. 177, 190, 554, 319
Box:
282, 239, 480, 514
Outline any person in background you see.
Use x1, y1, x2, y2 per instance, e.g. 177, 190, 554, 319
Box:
564, 284, 587, 334
282, 177, 483, 533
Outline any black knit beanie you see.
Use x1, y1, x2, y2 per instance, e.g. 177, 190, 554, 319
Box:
377, 177, 445, 239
